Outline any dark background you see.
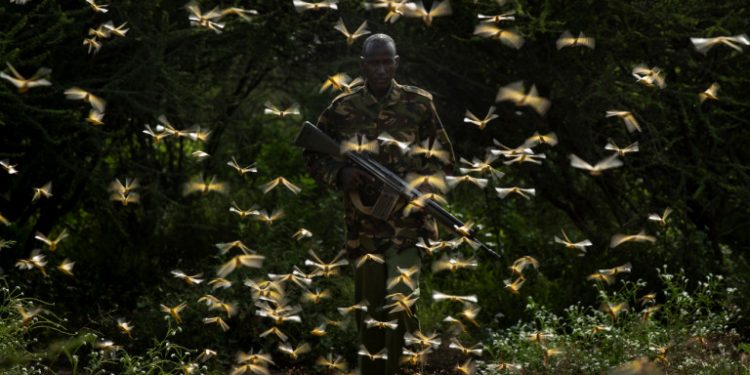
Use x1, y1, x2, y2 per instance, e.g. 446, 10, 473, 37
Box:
1, 0, 748, 370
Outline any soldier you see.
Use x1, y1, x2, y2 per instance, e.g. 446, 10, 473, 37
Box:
304, 33, 455, 375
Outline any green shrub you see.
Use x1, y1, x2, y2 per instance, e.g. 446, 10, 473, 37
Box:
479, 268, 748, 374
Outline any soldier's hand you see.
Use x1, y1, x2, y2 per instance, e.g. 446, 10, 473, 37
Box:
338, 167, 375, 192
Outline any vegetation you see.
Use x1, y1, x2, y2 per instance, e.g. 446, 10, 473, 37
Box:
1, 0, 749, 373
479, 269, 745, 374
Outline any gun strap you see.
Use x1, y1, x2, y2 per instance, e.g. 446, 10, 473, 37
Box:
349, 191, 374, 216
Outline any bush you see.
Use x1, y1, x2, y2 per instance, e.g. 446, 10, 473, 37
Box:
479, 267, 748, 374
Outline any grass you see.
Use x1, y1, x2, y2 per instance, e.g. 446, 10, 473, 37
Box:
2, 266, 747, 374
477, 267, 748, 374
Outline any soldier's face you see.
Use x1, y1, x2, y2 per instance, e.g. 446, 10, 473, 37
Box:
361, 42, 399, 93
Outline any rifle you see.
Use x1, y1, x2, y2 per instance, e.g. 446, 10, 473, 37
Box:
294, 121, 501, 259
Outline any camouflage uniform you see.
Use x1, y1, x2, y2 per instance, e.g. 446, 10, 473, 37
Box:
305, 79, 455, 375
305, 79, 455, 257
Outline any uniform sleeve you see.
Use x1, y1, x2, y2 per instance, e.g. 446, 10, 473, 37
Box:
303, 104, 348, 191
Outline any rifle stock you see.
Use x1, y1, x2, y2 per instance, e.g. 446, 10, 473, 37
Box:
294, 121, 341, 156
295, 121, 501, 259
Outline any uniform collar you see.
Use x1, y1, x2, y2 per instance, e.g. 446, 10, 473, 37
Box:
361, 79, 402, 107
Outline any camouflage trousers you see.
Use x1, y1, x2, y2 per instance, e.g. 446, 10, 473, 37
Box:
354, 238, 423, 375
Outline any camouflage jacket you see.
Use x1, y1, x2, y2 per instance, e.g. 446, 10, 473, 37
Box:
304, 79, 456, 257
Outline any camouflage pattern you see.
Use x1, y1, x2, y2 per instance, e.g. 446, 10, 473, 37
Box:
355, 245, 422, 374
304, 79, 456, 258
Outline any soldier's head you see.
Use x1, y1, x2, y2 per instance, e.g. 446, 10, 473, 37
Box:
360, 34, 399, 96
